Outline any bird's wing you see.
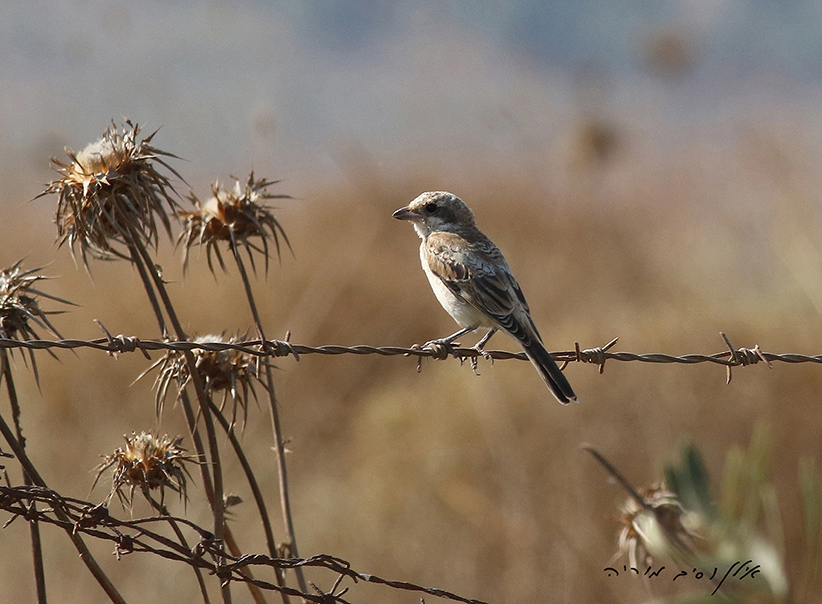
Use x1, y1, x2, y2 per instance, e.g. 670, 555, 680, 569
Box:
425, 231, 540, 344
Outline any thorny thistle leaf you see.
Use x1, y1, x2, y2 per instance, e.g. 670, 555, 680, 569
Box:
178, 171, 291, 274
37, 120, 183, 270
0, 260, 75, 384
138, 334, 265, 429
93, 431, 197, 510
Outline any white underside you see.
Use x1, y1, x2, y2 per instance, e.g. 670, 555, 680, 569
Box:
420, 243, 494, 330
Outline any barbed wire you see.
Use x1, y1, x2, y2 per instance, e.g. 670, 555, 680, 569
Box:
0, 484, 491, 604
0, 331, 818, 382
0, 329, 812, 601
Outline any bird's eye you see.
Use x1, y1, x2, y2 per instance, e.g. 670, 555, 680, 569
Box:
424, 202, 437, 214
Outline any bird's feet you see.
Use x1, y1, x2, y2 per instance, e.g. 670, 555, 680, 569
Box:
466, 328, 496, 374
467, 343, 494, 375
409, 327, 480, 372
415, 337, 460, 360
410, 337, 460, 373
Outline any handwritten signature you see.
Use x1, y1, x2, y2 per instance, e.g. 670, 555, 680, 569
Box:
604, 560, 760, 595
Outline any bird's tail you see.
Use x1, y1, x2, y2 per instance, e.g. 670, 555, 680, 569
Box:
522, 341, 577, 404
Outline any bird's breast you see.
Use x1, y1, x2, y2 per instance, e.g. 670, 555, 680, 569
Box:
419, 243, 493, 329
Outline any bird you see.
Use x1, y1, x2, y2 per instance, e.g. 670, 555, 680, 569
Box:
392, 191, 577, 404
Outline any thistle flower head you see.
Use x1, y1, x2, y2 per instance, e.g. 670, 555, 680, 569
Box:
38, 120, 183, 269
178, 171, 291, 274
617, 483, 704, 568
93, 431, 196, 509
0, 260, 74, 383
140, 334, 263, 429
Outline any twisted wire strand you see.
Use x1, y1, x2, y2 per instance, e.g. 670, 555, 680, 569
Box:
0, 485, 491, 604
0, 332, 808, 601
0, 334, 818, 372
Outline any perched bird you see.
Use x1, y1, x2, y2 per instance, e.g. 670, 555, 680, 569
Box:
393, 191, 577, 404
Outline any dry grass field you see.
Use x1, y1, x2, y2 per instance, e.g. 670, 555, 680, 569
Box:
0, 116, 821, 604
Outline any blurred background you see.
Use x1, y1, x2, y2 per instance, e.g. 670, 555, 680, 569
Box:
2, 1, 822, 602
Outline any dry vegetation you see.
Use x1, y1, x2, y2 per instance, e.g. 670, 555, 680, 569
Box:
0, 117, 821, 604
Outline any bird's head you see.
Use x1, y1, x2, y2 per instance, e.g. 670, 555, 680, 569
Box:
392, 191, 476, 238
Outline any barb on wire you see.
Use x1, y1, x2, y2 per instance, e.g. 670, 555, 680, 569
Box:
94, 320, 151, 359
720, 332, 773, 384
0, 332, 820, 377
0, 484, 491, 604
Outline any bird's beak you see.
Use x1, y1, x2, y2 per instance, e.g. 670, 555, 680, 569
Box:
392, 206, 419, 221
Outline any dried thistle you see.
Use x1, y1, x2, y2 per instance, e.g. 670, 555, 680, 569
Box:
0, 260, 74, 383
617, 483, 704, 568
139, 334, 264, 428
178, 171, 291, 274
37, 120, 183, 269
93, 431, 196, 509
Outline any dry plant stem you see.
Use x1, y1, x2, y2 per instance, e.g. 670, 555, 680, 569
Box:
229, 242, 308, 594
123, 245, 216, 512
0, 411, 125, 603
146, 495, 212, 604
179, 390, 268, 604
177, 353, 230, 602
581, 444, 692, 558
221, 529, 270, 604
128, 246, 167, 336
28, 503, 47, 604
2, 352, 47, 604
127, 234, 231, 601
126, 230, 231, 604
262, 362, 306, 591
179, 390, 216, 500
209, 400, 289, 602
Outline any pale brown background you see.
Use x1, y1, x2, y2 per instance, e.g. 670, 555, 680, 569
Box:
1, 2, 822, 602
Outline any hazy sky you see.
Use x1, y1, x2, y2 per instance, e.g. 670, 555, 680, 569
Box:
3, 0, 822, 191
